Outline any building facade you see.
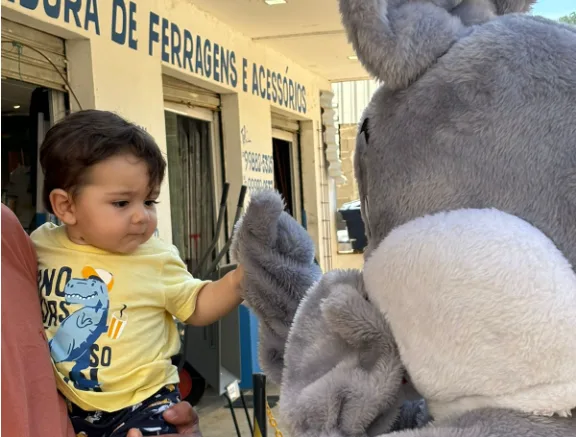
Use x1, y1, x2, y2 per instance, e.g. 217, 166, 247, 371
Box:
2, 0, 339, 271
331, 79, 379, 208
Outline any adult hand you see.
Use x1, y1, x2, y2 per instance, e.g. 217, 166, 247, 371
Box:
126, 401, 202, 437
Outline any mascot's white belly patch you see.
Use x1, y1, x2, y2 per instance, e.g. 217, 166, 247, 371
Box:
364, 208, 576, 420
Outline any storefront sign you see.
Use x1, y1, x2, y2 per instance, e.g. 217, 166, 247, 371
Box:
242, 151, 274, 175
243, 177, 274, 192
7, 0, 308, 114
8, 0, 102, 34
242, 150, 274, 193
241, 135, 275, 193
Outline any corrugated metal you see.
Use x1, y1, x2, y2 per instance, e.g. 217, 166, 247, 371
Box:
331, 79, 380, 125
271, 112, 299, 132
1, 19, 67, 91
163, 75, 220, 111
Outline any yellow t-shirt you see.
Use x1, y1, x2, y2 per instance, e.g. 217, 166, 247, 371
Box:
31, 223, 209, 412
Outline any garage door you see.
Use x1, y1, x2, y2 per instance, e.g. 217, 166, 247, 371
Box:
162, 75, 220, 111
1, 19, 67, 91
272, 112, 299, 133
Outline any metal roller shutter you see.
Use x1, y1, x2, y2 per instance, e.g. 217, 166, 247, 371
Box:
271, 112, 299, 133
1, 19, 67, 91
162, 75, 220, 111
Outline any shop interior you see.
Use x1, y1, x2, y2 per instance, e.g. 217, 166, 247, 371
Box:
1, 77, 54, 233
272, 137, 295, 217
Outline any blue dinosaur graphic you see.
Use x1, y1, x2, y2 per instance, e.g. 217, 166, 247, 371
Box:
49, 266, 113, 391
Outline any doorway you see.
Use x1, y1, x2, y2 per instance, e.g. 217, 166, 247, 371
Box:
272, 127, 302, 223
165, 108, 223, 275
1, 78, 67, 232
273, 138, 295, 216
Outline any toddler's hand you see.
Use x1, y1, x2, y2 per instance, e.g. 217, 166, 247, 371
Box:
232, 264, 245, 292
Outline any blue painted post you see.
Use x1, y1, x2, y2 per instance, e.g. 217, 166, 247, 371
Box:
238, 305, 261, 390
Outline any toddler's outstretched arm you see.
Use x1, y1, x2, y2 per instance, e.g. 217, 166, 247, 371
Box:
185, 265, 244, 326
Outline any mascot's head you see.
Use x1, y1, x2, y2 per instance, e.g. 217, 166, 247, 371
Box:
341, 0, 576, 421
340, 0, 576, 261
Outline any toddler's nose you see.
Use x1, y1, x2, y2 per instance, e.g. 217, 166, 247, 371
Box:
132, 206, 149, 225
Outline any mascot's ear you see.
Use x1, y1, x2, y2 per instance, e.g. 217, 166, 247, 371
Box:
338, 0, 536, 90
493, 0, 537, 14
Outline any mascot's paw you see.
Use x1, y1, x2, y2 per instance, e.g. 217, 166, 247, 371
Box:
231, 189, 322, 383
320, 277, 395, 355
280, 270, 405, 437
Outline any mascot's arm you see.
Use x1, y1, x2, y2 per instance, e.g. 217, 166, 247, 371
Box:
233, 191, 427, 437
231, 190, 322, 383
280, 270, 408, 437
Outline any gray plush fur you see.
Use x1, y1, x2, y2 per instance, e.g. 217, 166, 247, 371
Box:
339, 0, 537, 90
387, 409, 576, 437
345, 3, 576, 261
280, 269, 404, 437
234, 191, 429, 436
233, 191, 576, 437
230, 190, 322, 383
231, 0, 576, 436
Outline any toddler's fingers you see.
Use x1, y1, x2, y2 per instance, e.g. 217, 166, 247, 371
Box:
126, 428, 143, 437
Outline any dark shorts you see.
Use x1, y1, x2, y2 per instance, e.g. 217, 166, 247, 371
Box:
69, 385, 181, 437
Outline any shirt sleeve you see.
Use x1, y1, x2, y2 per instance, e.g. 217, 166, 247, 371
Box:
162, 246, 211, 322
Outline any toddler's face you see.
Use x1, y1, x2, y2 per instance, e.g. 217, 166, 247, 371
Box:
69, 153, 159, 254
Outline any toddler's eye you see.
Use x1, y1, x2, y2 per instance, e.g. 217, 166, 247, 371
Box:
145, 200, 159, 207
113, 201, 129, 208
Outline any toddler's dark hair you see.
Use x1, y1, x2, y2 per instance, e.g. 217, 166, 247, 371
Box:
40, 110, 166, 214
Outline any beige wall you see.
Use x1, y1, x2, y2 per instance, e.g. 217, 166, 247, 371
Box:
333, 253, 364, 270
3, 0, 335, 270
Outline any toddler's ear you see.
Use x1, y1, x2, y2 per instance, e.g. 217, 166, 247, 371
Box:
49, 189, 77, 225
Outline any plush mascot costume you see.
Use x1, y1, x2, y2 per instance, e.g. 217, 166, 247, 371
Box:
231, 1, 576, 436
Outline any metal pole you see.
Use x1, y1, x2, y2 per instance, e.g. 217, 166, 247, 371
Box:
253, 373, 267, 437
193, 182, 230, 278
224, 392, 243, 437
205, 185, 247, 274
240, 391, 254, 436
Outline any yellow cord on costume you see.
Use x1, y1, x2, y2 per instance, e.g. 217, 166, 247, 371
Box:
266, 400, 283, 437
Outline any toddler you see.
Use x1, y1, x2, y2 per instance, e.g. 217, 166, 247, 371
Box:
31, 110, 244, 436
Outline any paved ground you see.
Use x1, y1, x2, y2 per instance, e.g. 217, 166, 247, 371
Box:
196, 384, 287, 437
